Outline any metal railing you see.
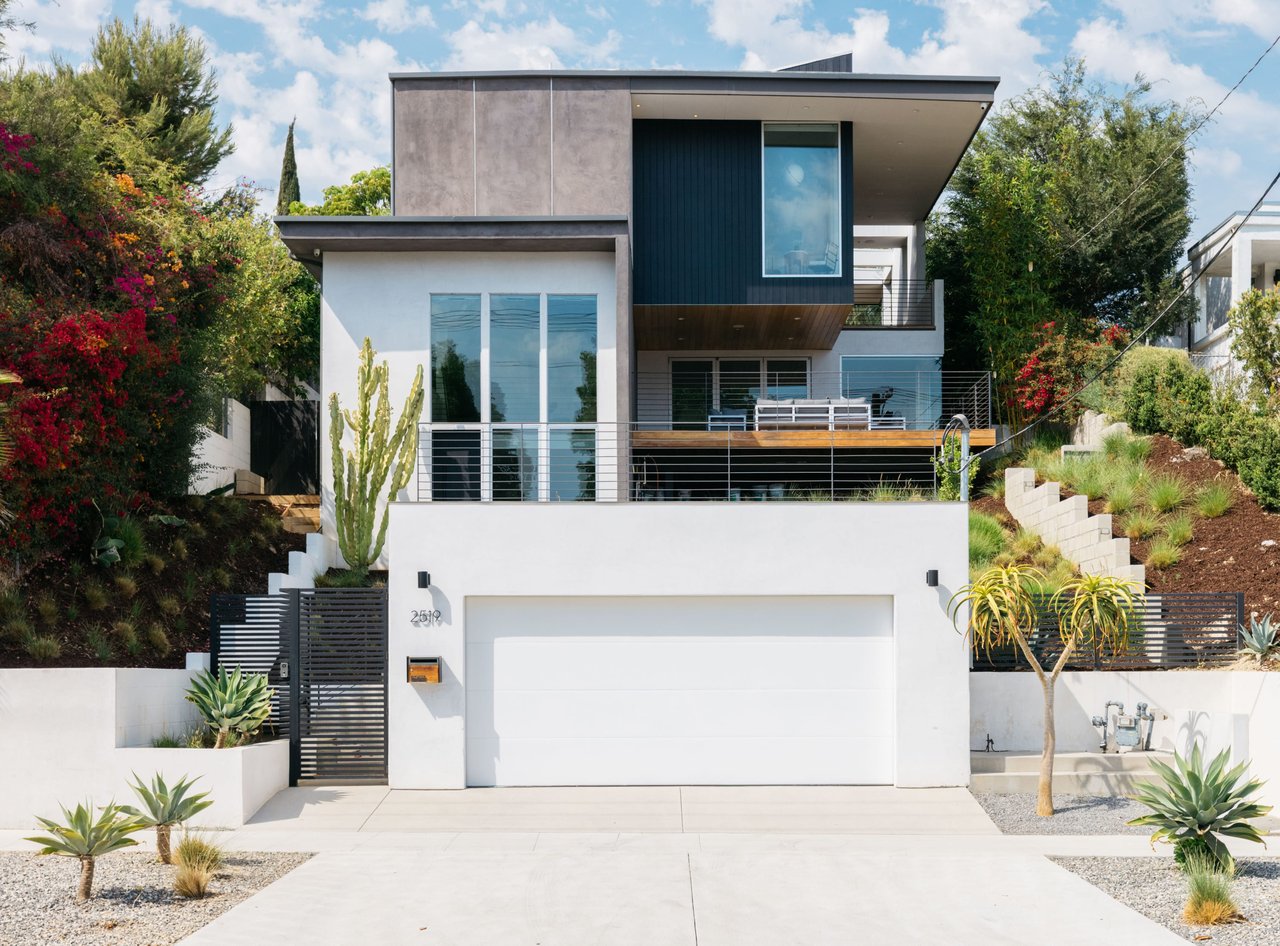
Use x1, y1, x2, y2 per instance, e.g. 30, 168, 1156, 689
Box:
845, 280, 938, 329
973, 593, 1245, 671
635, 370, 992, 432
415, 421, 967, 502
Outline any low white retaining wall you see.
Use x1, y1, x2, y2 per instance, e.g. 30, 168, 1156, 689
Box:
1004, 467, 1145, 585
268, 531, 335, 594
971, 671, 1280, 805
0, 666, 287, 829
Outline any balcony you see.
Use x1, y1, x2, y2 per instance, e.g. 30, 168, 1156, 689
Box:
845, 279, 939, 329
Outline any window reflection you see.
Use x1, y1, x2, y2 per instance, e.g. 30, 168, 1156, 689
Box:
763, 123, 841, 277
430, 294, 481, 422
548, 295, 597, 423
841, 356, 942, 428
490, 294, 540, 423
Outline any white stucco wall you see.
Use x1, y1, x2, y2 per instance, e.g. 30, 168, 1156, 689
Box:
191, 398, 251, 494
320, 251, 618, 566
971, 671, 1280, 806
386, 500, 971, 790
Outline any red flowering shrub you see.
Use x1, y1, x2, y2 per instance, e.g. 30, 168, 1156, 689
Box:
1013, 321, 1128, 420
0, 124, 232, 564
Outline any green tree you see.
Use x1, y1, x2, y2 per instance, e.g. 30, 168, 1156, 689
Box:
1227, 288, 1280, 410
290, 166, 390, 216
76, 17, 233, 184
0, 0, 33, 61
930, 60, 1195, 422
276, 118, 300, 215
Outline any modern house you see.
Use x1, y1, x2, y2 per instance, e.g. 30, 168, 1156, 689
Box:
1174, 201, 1280, 375
277, 56, 998, 791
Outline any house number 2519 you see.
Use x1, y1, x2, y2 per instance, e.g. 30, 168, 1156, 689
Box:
410, 609, 442, 627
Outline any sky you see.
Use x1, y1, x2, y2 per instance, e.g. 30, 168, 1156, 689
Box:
6, 0, 1280, 247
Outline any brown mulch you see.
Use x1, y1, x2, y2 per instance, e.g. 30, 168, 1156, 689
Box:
0, 496, 305, 669
980, 435, 1280, 617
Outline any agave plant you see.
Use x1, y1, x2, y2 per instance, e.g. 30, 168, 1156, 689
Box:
26, 801, 144, 900
121, 773, 213, 864
1240, 613, 1277, 664
1127, 744, 1272, 874
185, 666, 274, 749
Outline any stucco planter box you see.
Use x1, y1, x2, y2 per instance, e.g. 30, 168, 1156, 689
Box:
114, 738, 289, 827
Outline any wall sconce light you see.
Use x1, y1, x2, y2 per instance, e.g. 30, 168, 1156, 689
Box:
418, 571, 431, 589
925, 569, 939, 587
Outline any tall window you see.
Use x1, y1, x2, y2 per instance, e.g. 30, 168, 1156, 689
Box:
430, 294, 481, 422
489, 294, 540, 422
547, 295, 597, 422
762, 123, 841, 277
841, 356, 941, 429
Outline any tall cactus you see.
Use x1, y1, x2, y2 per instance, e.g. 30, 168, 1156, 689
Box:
330, 338, 424, 569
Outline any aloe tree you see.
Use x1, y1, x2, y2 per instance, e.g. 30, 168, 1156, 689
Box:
951, 566, 1138, 815
121, 773, 213, 864
330, 338, 424, 570
185, 666, 273, 748
26, 801, 144, 900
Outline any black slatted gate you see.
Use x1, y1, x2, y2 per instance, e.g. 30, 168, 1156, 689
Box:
211, 588, 387, 784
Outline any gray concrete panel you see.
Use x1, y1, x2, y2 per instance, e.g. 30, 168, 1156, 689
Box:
552, 80, 631, 216
393, 79, 475, 216
475, 79, 552, 216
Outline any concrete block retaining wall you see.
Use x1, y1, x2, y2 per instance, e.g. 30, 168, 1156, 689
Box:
267, 531, 335, 593
1004, 467, 1145, 585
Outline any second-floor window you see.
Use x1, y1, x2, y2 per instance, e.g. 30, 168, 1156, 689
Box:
762, 123, 841, 278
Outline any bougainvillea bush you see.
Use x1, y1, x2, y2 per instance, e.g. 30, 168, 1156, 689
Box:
1012, 321, 1129, 422
0, 121, 232, 566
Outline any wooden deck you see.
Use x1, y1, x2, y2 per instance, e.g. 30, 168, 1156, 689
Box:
631, 428, 999, 450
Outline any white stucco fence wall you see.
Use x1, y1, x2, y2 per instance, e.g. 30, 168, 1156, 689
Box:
971, 671, 1280, 806
190, 398, 251, 495
386, 500, 971, 790
0, 667, 286, 828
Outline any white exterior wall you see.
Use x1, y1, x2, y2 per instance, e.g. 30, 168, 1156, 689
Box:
386, 501, 971, 790
971, 671, 1280, 806
191, 398, 251, 494
320, 251, 618, 566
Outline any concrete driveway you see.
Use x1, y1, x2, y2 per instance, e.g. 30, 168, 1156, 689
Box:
168, 786, 1186, 946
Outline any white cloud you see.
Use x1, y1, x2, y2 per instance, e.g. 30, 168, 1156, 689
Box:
1100, 0, 1279, 40
361, 0, 435, 34
1193, 146, 1244, 177
133, 0, 178, 27
5, 0, 112, 63
443, 16, 620, 70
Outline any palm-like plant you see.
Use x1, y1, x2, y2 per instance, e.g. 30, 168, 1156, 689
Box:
121, 773, 213, 864
1240, 613, 1277, 664
26, 801, 144, 901
1127, 744, 1271, 874
185, 666, 273, 748
951, 566, 1138, 816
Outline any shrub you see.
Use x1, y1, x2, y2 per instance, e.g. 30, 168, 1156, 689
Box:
1196, 483, 1234, 518
0, 587, 22, 622
314, 568, 372, 589
156, 594, 181, 617
144, 553, 166, 575
34, 595, 58, 625
26, 801, 144, 901
82, 580, 109, 611
86, 628, 113, 662
1010, 528, 1042, 560
1147, 537, 1181, 570
1148, 474, 1189, 513
1068, 462, 1110, 500
146, 622, 171, 657
111, 620, 138, 647
968, 512, 1007, 567
212, 567, 232, 590
1128, 745, 1272, 874
175, 832, 224, 873
1182, 852, 1239, 926
24, 633, 61, 661
113, 574, 138, 599
181, 572, 200, 603
1163, 514, 1194, 547
1123, 511, 1160, 540
185, 667, 274, 748
1104, 481, 1138, 516
174, 863, 214, 899
934, 432, 980, 501
115, 517, 146, 569
171, 537, 189, 561
1032, 544, 1062, 570
4, 615, 33, 640
121, 773, 213, 864
981, 477, 1006, 500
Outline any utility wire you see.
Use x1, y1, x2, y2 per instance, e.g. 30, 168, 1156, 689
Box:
975, 163, 1280, 460
1065, 30, 1280, 252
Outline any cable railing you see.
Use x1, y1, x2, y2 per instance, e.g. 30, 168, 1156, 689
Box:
845, 279, 938, 329
635, 370, 992, 432
414, 421, 971, 503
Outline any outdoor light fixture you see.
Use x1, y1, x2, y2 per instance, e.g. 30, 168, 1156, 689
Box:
925, 569, 939, 587
418, 571, 431, 589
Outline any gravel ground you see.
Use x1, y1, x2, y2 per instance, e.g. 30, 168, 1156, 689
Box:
1053, 856, 1280, 945
972, 792, 1152, 834
0, 849, 310, 946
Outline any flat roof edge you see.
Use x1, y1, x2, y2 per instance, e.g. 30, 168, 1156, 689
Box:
389, 69, 999, 84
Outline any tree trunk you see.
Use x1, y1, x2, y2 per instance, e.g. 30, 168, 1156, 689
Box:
156, 824, 172, 864
1038, 678, 1056, 816
76, 856, 95, 901
214, 729, 227, 749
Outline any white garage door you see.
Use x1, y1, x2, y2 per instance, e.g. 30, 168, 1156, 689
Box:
465, 596, 894, 786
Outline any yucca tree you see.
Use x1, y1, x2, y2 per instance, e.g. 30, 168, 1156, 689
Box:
1128, 745, 1271, 874
26, 801, 144, 900
330, 337, 424, 570
121, 773, 213, 864
951, 566, 1139, 816
185, 666, 273, 748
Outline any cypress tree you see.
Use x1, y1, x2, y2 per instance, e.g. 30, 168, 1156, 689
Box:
276, 119, 300, 215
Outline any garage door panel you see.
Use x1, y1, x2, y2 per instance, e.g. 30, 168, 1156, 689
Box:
469, 688, 894, 740
467, 736, 894, 787
469, 638, 893, 692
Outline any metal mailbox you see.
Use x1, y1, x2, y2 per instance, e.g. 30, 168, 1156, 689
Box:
407, 657, 442, 684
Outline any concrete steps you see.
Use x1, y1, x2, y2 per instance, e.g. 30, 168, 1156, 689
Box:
970, 750, 1170, 795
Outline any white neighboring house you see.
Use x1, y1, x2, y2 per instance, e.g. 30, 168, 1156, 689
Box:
1175, 202, 1280, 378
277, 55, 999, 790
191, 396, 251, 494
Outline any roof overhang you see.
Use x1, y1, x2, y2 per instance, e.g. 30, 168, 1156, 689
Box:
274, 215, 628, 277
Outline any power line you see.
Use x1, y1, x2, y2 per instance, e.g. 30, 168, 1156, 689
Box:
1065, 30, 1280, 252
976, 163, 1280, 459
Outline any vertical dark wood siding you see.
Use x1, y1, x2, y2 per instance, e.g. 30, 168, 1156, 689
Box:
632, 119, 853, 306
